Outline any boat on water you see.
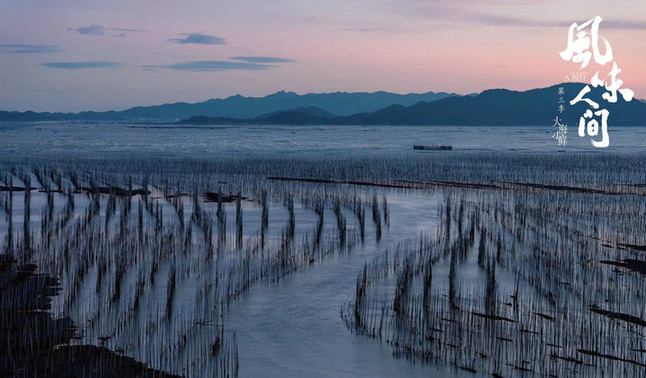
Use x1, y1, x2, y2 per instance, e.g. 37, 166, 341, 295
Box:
413, 145, 453, 151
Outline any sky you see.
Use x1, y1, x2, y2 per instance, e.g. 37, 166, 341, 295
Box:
1, 0, 645, 112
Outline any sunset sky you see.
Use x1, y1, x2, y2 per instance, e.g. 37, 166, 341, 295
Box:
1, 0, 645, 112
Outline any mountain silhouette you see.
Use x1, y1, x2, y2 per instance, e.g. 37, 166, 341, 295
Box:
3, 84, 644, 126
180, 83, 646, 126
0, 91, 456, 122
334, 83, 646, 126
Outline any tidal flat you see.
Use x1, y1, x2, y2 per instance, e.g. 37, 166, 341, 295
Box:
1, 123, 646, 377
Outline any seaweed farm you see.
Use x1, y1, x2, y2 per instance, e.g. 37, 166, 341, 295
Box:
2, 144, 646, 376
4, 0, 646, 376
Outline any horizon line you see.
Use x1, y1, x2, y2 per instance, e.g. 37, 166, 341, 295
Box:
0, 81, 631, 114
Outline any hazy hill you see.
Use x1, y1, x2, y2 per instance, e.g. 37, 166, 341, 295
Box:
4, 84, 644, 126
0, 91, 457, 121
254, 106, 334, 120
180, 83, 646, 126
332, 83, 646, 126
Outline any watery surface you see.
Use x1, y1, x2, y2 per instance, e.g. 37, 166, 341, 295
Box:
224, 192, 459, 377
2, 122, 646, 158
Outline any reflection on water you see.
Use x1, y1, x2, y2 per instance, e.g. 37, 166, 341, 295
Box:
1, 123, 645, 158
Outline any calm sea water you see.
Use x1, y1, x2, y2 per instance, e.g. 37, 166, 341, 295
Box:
2, 122, 646, 158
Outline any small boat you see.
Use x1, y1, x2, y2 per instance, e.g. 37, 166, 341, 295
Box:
413, 145, 452, 151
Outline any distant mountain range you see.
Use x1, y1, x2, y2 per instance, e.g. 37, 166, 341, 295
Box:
181, 83, 646, 126
0, 90, 457, 122
2, 84, 645, 126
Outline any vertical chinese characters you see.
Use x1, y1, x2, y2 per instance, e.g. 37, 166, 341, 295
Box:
552, 87, 567, 146
552, 116, 567, 146
559, 16, 633, 148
